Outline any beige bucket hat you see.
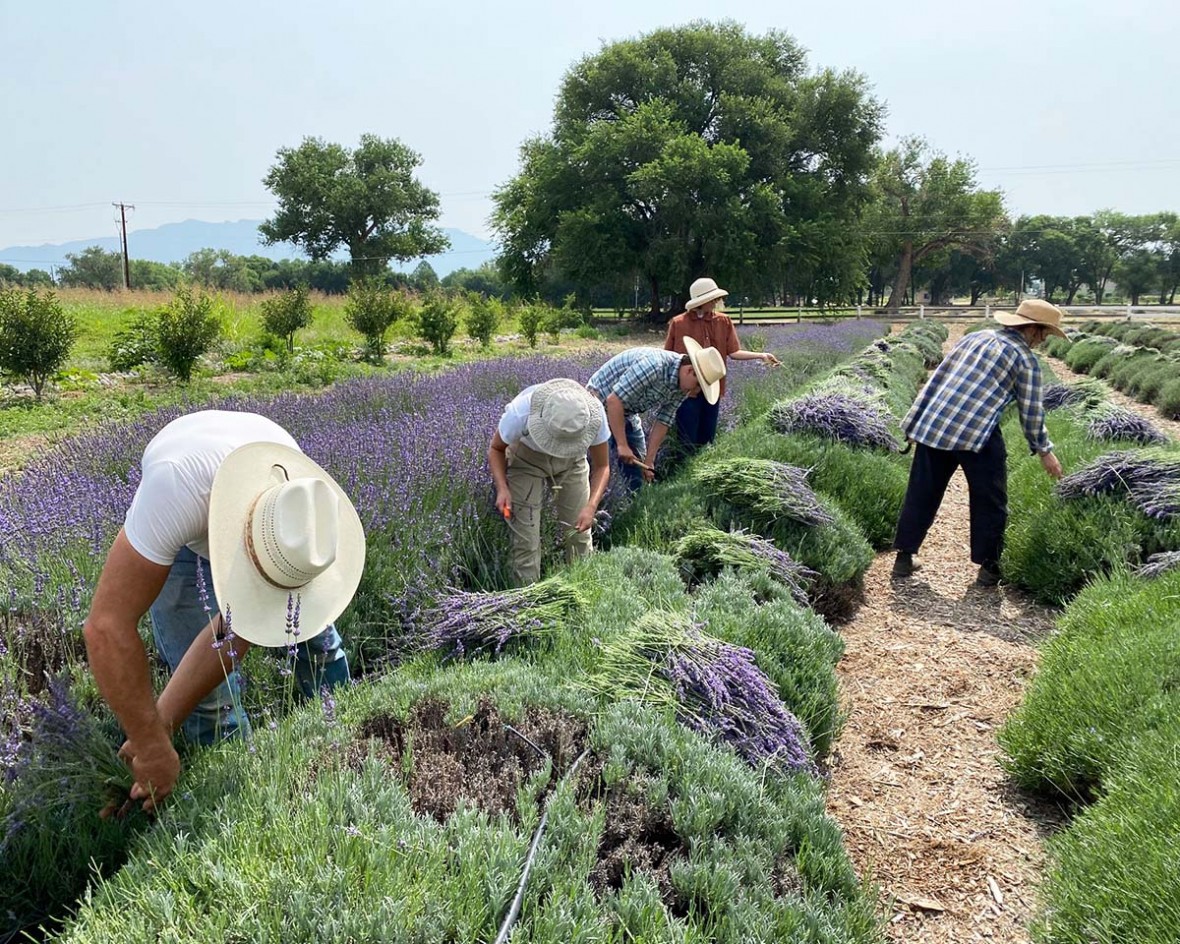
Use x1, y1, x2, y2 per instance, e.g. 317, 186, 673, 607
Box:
208, 443, 366, 647
527, 378, 604, 458
995, 298, 1068, 340
683, 336, 727, 405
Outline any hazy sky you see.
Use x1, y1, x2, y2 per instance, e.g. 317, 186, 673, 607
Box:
2, 0, 1177, 257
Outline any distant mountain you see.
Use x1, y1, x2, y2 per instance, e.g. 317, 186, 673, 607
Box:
0, 220, 497, 278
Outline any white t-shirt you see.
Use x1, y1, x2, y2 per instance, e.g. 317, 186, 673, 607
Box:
498, 384, 610, 453
123, 411, 300, 566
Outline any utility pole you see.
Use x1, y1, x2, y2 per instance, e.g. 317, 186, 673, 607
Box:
113, 202, 134, 290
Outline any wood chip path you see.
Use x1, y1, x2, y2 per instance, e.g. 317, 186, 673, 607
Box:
825, 325, 1067, 943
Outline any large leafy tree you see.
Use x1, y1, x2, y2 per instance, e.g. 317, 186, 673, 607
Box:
1008, 215, 1086, 303
57, 246, 124, 291
868, 137, 1006, 311
260, 135, 449, 280
493, 21, 883, 314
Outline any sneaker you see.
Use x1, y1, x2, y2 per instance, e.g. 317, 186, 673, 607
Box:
974, 564, 1002, 587
891, 552, 920, 578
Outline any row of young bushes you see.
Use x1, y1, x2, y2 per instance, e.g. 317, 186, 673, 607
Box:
1044, 319, 1180, 419
995, 366, 1180, 942
1, 321, 892, 941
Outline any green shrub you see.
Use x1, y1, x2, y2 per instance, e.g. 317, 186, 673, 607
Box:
573, 324, 600, 340
1156, 377, 1180, 419
0, 287, 78, 400
518, 304, 544, 348
1063, 337, 1117, 373
155, 286, 220, 382
260, 286, 313, 353
1042, 335, 1074, 358
345, 281, 412, 363
106, 308, 159, 372
464, 293, 500, 349
998, 568, 1180, 799
416, 293, 461, 356
1132, 361, 1177, 403
1033, 716, 1180, 944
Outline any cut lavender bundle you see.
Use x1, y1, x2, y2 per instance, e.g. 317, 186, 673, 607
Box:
1055, 449, 1180, 502
588, 611, 816, 777
1136, 551, 1180, 579
409, 577, 584, 659
1086, 407, 1169, 446
767, 391, 901, 451
693, 457, 834, 528
673, 526, 815, 606
1130, 479, 1180, 521
1042, 380, 1106, 412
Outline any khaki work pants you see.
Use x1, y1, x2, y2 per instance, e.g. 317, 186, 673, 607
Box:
506, 440, 592, 586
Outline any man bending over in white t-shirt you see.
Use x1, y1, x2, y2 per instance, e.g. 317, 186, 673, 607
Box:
83, 410, 366, 812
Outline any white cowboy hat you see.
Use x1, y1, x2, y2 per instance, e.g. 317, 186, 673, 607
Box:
208, 443, 365, 647
685, 277, 729, 311
683, 337, 727, 405
995, 298, 1067, 340
527, 378, 603, 459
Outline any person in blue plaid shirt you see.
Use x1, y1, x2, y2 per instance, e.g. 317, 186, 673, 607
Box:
587, 342, 726, 490
892, 299, 1066, 587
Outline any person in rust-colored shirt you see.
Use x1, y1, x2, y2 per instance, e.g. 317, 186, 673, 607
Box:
663, 277, 781, 452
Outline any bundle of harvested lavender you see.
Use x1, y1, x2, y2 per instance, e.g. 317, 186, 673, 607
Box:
693, 458, 833, 528
409, 577, 584, 659
588, 611, 815, 776
673, 526, 814, 605
767, 391, 901, 451
1085, 406, 1169, 446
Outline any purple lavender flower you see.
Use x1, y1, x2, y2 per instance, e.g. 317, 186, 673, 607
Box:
673, 526, 814, 605
693, 458, 834, 527
1086, 408, 1169, 446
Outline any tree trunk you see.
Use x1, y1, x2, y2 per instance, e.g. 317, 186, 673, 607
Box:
649, 275, 662, 319
885, 242, 914, 312
1094, 279, 1106, 305
1066, 285, 1078, 305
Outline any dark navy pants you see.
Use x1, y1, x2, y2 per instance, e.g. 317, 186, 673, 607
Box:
893, 429, 1008, 570
674, 395, 720, 453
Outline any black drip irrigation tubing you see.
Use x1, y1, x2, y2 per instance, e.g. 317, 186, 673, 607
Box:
495, 726, 591, 944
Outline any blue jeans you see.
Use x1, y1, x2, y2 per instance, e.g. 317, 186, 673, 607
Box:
149, 547, 351, 745
609, 415, 648, 492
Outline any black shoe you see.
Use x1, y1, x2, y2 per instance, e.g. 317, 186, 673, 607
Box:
974, 564, 1001, 587
892, 552, 920, 578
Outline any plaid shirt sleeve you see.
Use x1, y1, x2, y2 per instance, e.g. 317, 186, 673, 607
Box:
652, 393, 684, 428
1013, 351, 1053, 454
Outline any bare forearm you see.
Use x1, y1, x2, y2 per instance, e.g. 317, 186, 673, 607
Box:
647, 422, 670, 464
605, 395, 630, 445
587, 464, 609, 509
84, 620, 166, 744
156, 622, 251, 736
488, 444, 510, 494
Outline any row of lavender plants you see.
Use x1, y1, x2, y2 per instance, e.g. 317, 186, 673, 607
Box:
995, 370, 1180, 942
1045, 319, 1180, 419
1, 319, 889, 940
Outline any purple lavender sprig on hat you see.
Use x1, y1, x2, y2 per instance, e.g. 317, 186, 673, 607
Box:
693, 457, 834, 527
588, 611, 816, 777
767, 391, 902, 452
408, 577, 584, 659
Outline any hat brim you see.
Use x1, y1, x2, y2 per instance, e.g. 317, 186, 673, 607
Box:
683, 337, 722, 405
685, 288, 728, 311
994, 311, 1067, 340
208, 443, 365, 647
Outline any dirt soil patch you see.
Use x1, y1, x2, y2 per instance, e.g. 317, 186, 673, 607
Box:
826, 324, 1068, 944
351, 697, 587, 823
585, 781, 687, 905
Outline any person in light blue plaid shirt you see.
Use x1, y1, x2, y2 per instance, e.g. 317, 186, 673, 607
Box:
587, 344, 725, 490
892, 300, 1066, 587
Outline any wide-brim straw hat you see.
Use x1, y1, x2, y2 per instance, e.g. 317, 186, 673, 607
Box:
526, 378, 603, 459
685, 277, 729, 311
683, 337, 727, 405
209, 443, 366, 647
995, 298, 1067, 340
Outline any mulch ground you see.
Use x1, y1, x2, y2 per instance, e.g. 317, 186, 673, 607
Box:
824, 324, 1075, 943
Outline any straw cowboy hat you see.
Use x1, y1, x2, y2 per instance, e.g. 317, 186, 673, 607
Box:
683, 337, 727, 405
527, 378, 604, 459
685, 277, 728, 311
208, 443, 366, 647
995, 298, 1067, 340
